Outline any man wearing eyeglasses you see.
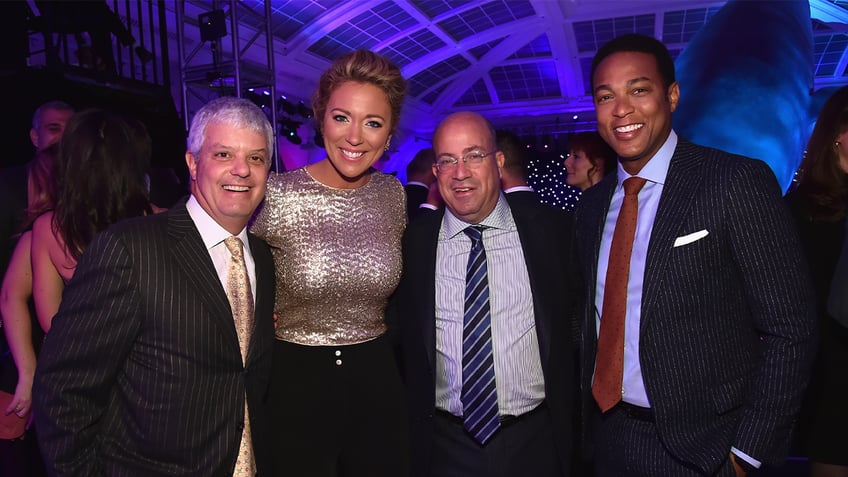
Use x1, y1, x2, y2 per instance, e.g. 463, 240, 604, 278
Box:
391, 111, 579, 477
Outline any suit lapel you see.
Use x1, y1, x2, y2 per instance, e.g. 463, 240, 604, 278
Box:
168, 202, 241, 356
246, 233, 272, 365
509, 200, 553, 364
581, 175, 617, 348
641, 141, 704, 330
422, 212, 443, 372
407, 210, 443, 373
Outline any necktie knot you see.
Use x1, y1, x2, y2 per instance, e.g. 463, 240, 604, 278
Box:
463, 225, 487, 247
623, 177, 647, 196
224, 236, 245, 260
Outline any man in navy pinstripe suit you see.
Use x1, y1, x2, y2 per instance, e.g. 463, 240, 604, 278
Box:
33, 97, 276, 476
574, 34, 817, 476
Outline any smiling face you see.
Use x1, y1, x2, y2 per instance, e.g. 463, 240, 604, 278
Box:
186, 121, 270, 234
564, 149, 600, 191
592, 51, 679, 175
30, 107, 73, 151
433, 112, 504, 225
314, 81, 392, 188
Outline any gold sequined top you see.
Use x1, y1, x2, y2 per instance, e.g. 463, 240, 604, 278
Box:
250, 167, 407, 345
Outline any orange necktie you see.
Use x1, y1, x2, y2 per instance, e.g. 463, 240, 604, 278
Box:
592, 177, 647, 412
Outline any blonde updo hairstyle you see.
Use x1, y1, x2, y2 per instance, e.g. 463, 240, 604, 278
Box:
311, 49, 407, 135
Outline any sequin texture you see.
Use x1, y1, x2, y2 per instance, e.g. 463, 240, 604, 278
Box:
251, 167, 406, 345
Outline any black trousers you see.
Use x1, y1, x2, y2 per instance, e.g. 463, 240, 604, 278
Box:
594, 404, 737, 477
268, 336, 409, 477
431, 403, 562, 477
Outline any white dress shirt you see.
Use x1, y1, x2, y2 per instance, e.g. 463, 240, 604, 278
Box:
434, 194, 545, 417
186, 196, 257, 304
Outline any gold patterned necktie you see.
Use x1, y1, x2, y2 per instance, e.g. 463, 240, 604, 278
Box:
224, 236, 255, 477
593, 177, 647, 413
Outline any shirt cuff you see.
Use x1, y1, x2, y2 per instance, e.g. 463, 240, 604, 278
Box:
419, 203, 438, 211
731, 447, 761, 470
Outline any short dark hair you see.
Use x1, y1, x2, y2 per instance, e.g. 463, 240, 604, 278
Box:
496, 130, 529, 180
406, 147, 435, 179
591, 33, 676, 91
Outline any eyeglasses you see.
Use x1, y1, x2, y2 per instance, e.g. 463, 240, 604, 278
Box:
434, 151, 496, 173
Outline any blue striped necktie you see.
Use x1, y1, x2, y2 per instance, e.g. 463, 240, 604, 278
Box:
461, 225, 500, 445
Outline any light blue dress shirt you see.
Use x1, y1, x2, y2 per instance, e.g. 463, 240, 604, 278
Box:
594, 131, 676, 407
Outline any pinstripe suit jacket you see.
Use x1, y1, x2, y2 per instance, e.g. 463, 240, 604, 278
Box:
392, 195, 578, 477
33, 200, 276, 476
574, 140, 817, 474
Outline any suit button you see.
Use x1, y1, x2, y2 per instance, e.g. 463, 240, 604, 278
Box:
335, 359, 342, 366
237, 422, 244, 431
335, 349, 342, 357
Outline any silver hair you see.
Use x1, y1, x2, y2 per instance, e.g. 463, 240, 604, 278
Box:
186, 96, 275, 162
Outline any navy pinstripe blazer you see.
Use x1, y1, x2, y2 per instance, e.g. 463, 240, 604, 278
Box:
574, 139, 817, 474
34, 200, 276, 476
392, 195, 578, 477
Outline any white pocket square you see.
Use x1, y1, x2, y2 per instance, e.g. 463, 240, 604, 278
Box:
673, 229, 709, 247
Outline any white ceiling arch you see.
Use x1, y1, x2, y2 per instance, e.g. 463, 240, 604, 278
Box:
210, 0, 848, 138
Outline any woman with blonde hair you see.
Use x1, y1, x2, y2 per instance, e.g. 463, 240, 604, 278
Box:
251, 49, 408, 476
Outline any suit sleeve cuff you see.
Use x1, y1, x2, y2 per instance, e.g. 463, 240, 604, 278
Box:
732, 447, 761, 471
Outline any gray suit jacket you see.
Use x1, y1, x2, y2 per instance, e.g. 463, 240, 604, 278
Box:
34, 200, 276, 476
574, 140, 817, 473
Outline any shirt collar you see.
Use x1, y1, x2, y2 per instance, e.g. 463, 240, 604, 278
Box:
504, 185, 534, 193
616, 129, 677, 186
186, 195, 249, 250
442, 192, 516, 239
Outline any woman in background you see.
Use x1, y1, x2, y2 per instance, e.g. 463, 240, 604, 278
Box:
1, 144, 59, 461
0, 144, 58, 416
563, 131, 616, 192
251, 49, 408, 476
31, 109, 155, 330
786, 85, 848, 477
